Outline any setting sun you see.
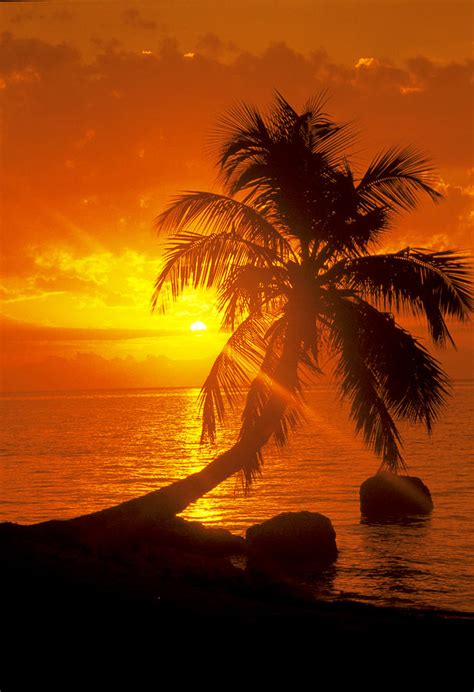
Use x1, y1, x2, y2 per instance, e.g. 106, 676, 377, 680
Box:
190, 321, 207, 332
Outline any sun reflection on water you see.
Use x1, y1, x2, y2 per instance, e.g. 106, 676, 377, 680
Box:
1, 384, 473, 611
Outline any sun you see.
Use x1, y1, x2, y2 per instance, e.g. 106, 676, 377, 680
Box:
190, 321, 207, 332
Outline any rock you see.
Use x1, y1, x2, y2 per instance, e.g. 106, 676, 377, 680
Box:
0, 514, 245, 558
0, 517, 245, 608
360, 472, 434, 520
246, 511, 338, 571
153, 517, 246, 556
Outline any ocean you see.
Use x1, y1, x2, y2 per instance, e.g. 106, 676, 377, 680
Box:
1, 382, 473, 612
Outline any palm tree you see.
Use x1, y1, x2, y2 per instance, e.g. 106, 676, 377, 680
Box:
94, 92, 472, 524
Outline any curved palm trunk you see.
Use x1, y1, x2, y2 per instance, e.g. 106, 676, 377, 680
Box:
52, 322, 302, 534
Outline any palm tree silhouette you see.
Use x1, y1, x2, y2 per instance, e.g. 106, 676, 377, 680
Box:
95, 93, 472, 523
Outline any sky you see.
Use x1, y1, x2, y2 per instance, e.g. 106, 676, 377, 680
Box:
0, 0, 473, 390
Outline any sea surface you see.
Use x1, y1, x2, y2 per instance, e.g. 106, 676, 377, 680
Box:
1, 382, 473, 613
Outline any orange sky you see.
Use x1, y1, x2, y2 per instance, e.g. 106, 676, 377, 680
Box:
0, 0, 473, 390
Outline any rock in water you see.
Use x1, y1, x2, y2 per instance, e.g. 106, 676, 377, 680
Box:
246, 511, 338, 570
360, 472, 434, 520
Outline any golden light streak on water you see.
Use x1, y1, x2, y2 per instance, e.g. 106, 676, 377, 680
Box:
0, 383, 473, 611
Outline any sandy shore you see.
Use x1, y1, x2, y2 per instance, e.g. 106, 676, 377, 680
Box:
1, 515, 472, 685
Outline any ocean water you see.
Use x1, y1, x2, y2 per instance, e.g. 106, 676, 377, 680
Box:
1, 383, 473, 613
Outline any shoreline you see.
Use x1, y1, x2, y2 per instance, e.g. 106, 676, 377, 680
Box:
3, 509, 472, 615
2, 514, 473, 686
2, 514, 473, 630
0, 503, 474, 620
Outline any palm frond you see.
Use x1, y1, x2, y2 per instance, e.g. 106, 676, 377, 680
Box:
211, 92, 358, 245
213, 101, 272, 188
327, 301, 404, 469
199, 314, 273, 444
269, 91, 357, 168
151, 230, 281, 313
217, 263, 289, 330
334, 247, 473, 344
301, 92, 359, 163
357, 146, 442, 213
319, 168, 391, 257
238, 315, 305, 488
335, 349, 405, 470
325, 293, 450, 470
154, 191, 293, 259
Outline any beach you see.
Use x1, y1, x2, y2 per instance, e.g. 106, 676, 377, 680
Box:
2, 509, 473, 687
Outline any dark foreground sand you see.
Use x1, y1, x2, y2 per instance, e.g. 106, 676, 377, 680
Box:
1, 516, 472, 686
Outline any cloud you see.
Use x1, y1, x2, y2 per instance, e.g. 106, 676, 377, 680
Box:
0, 248, 163, 316
0, 31, 80, 73
0, 350, 212, 391
0, 315, 180, 342
352, 56, 410, 91
1, 32, 472, 341
194, 32, 239, 61
122, 8, 157, 31
1, 320, 470, 392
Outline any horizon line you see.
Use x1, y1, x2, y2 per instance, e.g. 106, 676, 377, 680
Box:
1, 379, 474, 397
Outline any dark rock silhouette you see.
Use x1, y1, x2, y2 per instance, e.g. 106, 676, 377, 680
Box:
0, 513, 245, 567
360, 472, 434, 520
246, 511, 338, 572
2, 512, 473, 676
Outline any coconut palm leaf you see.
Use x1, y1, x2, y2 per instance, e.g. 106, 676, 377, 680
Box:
154, 191, 294, 258
333, 344, 405, 470
214, 100, 272, 181
333, 247, 473, 344
237, 314, 305, 487
356, 146, 442, 213
326, 292, 449, 469
199, 313, 273, 443
214, 93, 357, 246
268, 92, 354, 159
217, 263, 289, 330
325, 294, 402, 464
316, 167, 391, 257
151, 230, 282, 313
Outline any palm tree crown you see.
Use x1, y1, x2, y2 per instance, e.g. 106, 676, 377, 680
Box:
152, 93, 473, 491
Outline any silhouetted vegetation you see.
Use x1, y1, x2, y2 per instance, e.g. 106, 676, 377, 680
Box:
149, 92, 472, 511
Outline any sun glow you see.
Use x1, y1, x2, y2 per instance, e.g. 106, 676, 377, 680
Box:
190, 321, 207, 332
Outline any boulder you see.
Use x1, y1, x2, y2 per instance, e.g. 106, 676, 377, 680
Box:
0, 515, 245, 558
155, 517, 246, 556
360, 472, 433, 520
246, 511, 338, 570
